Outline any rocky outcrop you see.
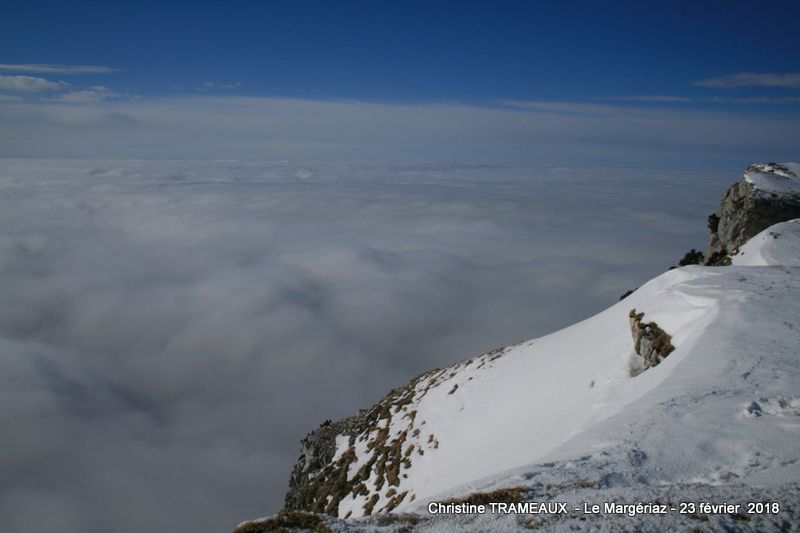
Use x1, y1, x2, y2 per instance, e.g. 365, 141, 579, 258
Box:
285, 414, 366, 510
284, 368, 434, 516
283, 346, 510, 518
629, 309, 674, 369
705, 163, 800, 265
283, 401, 393, 515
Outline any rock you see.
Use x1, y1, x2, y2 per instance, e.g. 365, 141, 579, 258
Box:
284, 412, 369, 513
283, 369, 434, 515
282, 347, 512, 517
629, 309, 674, 369
705, 163, 800, 265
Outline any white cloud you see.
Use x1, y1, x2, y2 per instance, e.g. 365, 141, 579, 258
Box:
0, 158, 731, 532
0, 94, 23, 102
0, 75, 67, 92
694, 72, 800, 88
0, 63, 117, 74
55, 86, 132, 103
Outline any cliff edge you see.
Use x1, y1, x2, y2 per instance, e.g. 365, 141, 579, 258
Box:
705, 162, 800, 265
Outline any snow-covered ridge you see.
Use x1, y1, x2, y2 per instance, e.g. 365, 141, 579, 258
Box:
266, 165, 800, 532
278, 217, 800, 527
744, 162, 800, 196
256, 218, 800, 532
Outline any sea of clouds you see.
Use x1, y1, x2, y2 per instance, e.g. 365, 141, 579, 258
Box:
0, 157, 730, 532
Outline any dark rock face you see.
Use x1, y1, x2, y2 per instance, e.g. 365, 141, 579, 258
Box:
283, 346, 510, 517
283, 368, 433, 516
629, 309, 674, 369
284, 412, 368, 513
705, 164, 800, 265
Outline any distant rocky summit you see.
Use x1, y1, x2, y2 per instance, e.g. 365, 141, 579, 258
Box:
705, 162, 800, 265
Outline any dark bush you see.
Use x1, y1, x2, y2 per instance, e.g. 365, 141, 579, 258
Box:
678, 249, 704, 266
619, 288, 636, 301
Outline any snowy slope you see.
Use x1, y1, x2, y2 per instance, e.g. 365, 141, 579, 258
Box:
731, 219, 800, 266
281, 221, 800, 530
332, 269, 714, 517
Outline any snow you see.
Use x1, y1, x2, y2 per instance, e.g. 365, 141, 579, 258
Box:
744, 162, 800, 195
326, 220, 800, 530
731, 219, 800, 266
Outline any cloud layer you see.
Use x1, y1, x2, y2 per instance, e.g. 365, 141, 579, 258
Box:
0, 158, 731, 532
0, 63, 117, 74
694, 72, 800, 88
2, 96, 799, 167
594, 95, 691, 102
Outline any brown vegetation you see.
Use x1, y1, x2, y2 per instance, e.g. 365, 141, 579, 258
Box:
233, 512, 330, 533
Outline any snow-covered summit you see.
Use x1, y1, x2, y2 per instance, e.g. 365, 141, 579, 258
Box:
744, 162, 800, 196
706, 162, 800, 264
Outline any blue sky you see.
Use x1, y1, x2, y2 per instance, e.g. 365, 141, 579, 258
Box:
1, 0, 799, 164
0, 1, 800, 101
2, 0, 799, 102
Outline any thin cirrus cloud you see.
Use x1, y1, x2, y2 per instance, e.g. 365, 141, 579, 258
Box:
197, 81, 243, 91
711, 96, 800, 105
0, 74, 67, 92
54, 86, 132, 103
593, 95, 692, 103
694, 72, 800, 88
0, 63, 117, 74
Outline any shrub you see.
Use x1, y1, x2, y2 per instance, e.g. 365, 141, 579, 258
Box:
678, 249, 704, 266
619, 288, 636, 301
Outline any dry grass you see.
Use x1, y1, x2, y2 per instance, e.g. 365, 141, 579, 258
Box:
233, 511, 330, 533
372, 512, 421, 527
442, 486, 528, 507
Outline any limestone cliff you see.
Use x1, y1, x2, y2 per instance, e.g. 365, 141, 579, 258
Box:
705, 162, 800, 265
